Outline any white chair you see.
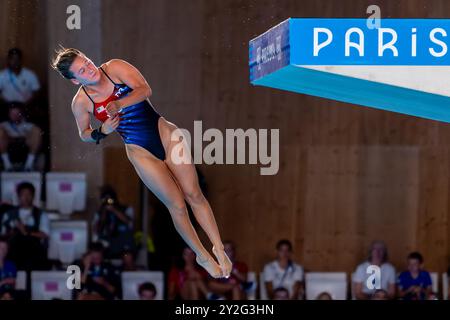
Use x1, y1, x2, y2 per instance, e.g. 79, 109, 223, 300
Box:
31, 271, 72, 300
246, 272, 257, 300
48, 220, 88, 264
1, 172, 42, 206
305, 272, 347, 300
430, 272, 439, 294
121, 271, 164, 300
15, 271, 27, 290
442, 273, 448, 300
45, 172, 87, 215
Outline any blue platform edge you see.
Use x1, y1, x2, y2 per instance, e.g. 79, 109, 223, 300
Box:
249, 18, 450, 123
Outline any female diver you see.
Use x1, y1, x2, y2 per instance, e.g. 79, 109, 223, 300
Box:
52, 48, 231, 278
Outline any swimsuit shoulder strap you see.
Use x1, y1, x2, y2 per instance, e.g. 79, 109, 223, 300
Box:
81, 86, 95, 105
99, 66, 118, 86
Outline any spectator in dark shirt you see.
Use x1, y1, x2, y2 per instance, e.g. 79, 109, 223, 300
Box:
397, 252, 432, 300
92, 185, 135, 258
1, 182, 49, 270
80, 242, 119, 300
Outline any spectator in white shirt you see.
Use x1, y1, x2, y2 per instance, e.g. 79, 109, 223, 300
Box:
352, 240, 396, 300
0, 48, 40, 105
263, 239, 304, 300
0, 103, 42, 171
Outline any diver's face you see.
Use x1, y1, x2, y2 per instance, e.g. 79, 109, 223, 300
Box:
69, 55, 100, 85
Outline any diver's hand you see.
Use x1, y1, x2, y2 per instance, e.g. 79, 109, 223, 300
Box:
105, 100, 122, 117
102, 114, 120, 134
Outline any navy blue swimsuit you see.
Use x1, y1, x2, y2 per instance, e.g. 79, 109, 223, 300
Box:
82, 67, 166, 161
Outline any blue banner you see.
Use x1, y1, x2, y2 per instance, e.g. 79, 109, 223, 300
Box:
250, 18, 450, 76
249, 19, 290, 82
248, 18, 450, 123
290, 18, 450, 65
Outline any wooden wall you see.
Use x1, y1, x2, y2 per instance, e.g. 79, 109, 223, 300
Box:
42, 0, 450, 274
0, 0, 48, 90
101, 0, 450, 274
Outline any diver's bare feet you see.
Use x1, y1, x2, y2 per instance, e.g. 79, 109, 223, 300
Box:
196, 254, 223, 278
212, 246, 232, 278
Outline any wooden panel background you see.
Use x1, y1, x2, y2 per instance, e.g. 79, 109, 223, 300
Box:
39, 0, 450, 274
0, 0, 48, 91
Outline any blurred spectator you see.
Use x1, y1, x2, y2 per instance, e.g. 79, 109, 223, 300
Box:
120, 249, 139, 272
138, 282, 157, 300
0, 103, 42, 171
0, 48, 40, 106
76, 290, 105, 300
0, 202, 14, 226
0, 182, 49, 270
316, 292, 333, 300
0, 288, 14, 300
263, 239, 304, 300
92, 185, 135, 259
168, 246, 211, 300
80, 242, 119, 300
207, 240, 248, 300
427, 292, 439, 300
371, 289, 389, 300
353, 240, 396, 300
0, 236, 16, 293
397, 252, 432, 300
273, 287, 290, 300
